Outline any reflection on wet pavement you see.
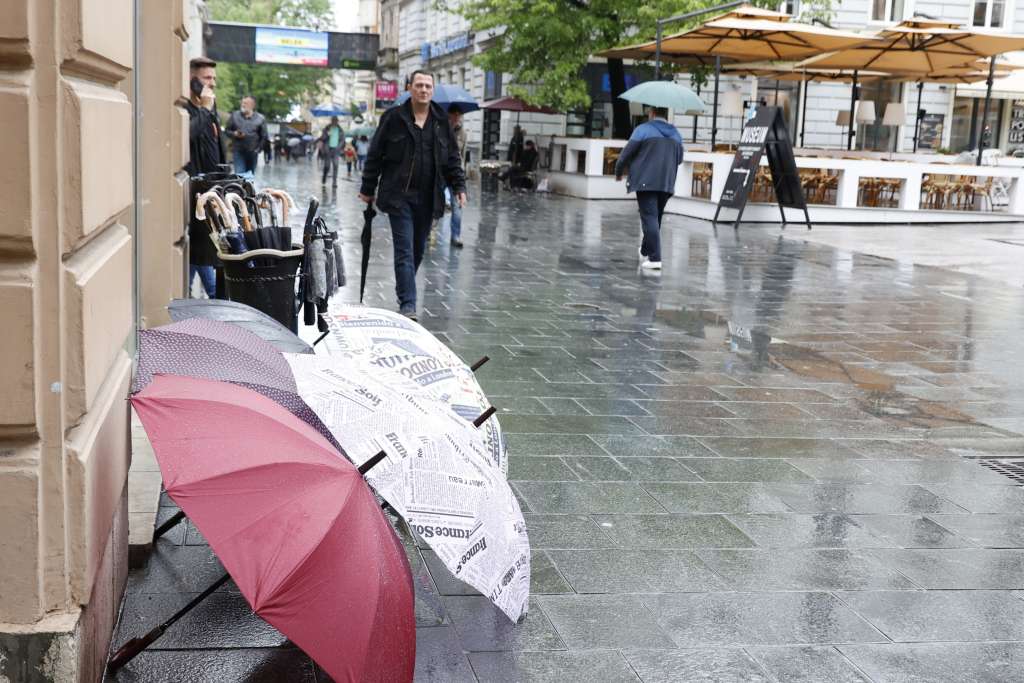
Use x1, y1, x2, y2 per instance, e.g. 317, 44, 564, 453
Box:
115, 160, 1024, 682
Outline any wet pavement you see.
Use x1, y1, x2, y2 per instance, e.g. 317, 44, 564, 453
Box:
112, 158, 1024, 682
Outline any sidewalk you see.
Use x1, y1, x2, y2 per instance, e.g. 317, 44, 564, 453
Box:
111, 160, 1024, 682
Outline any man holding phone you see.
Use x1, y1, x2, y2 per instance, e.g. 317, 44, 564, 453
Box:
184, 56, 226, 298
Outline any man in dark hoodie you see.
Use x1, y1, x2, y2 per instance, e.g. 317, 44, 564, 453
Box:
359, 71, 467, 320
614, 106, 683, 271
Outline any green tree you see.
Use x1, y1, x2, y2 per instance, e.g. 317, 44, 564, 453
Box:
454, 0, 779, 112
205, 0, 335, 120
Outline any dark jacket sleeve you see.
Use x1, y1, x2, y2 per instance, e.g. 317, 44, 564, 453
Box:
614, 137, 641, 178
443, 118, 467, 195
360, 115, 390, 197
189, 104, 215, 140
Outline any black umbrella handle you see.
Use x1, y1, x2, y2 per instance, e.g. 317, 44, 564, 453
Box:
473, 406, 497, 428
358, 450, 388, 475
470, 356, 490, 372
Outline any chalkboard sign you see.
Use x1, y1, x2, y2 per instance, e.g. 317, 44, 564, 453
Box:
713, 106, 811, 230
918, 113, 944, 151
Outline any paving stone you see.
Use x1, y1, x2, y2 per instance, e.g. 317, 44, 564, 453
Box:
546, 548, 726, 593
443, 596, 565, 652
538, 595, 677, 649
523, 514, 617, 549
838, 642, 1024, 682
414, 626, 477, 683
768, 484, 968, 514
508, 456, 579, 481
851, 514, 970, 548
642, 483, 791, 514
867, 548, 1024, 589
512, 481, 665, 514
685, 458, 813, 482
591, 514, 755, 549
505, 433, 604, 455
622, 648, 771, 683
467, 650, 639, 683
591, 434, 716, 458
923, 481, 1024, 513
927, 513, 1024, 547
699, 437, 861, 459
643, 592, 885, 646
104, 648, 317, 682
836, 590, 1024, 642
726, 514, 883, 548
696, 548, 916, 590
746, 646, 871, 683
501, 414, 647, 435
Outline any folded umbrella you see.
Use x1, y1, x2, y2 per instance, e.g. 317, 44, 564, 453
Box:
127, 375, 415, 682
359, 205, 375, 303
285, 353, 531, 623
166, 298, 313, 354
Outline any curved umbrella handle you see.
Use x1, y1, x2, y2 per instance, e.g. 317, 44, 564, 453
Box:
257, 192, 281, 228
205, 192, 238, 232
225, 193, 253, 232
265, 189, 295, 225
244, 196, 265, 229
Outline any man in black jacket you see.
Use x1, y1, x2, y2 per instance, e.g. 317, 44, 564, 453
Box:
184, 56, 226, 297
359, 71, 466, 320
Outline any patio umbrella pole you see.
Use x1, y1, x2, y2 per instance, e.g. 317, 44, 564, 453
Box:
711, 56, 721, 149
107, 572, 232, 672
847, 71, 858, 151
693, 84, 700, 143
977, 56, 997, 166
912, 81, 924, 152
799, 79, 810, 147
774, 79, 780, 105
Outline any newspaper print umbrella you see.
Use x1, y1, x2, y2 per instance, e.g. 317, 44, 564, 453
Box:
320, 305, 507, 472
129, 375, 416, 682
132, 319, 340, 451
285, 352, 530, 622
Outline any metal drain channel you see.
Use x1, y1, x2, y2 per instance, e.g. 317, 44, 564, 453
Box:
977, 459, 1024, 485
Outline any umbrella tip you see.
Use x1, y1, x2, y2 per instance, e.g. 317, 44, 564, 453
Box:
472, 406, 497, 428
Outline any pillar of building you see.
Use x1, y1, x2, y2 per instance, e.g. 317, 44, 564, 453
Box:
0, 0, 188, 679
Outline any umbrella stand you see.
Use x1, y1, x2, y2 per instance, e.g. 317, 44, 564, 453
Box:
847, 70, 859, 151
977, 56, 997, 166
107, 573, 232, 672
912, 81, 924, 152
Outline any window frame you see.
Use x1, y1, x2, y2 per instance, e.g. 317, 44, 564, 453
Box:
867, 0, 913, 25
971, 0, 1012, 29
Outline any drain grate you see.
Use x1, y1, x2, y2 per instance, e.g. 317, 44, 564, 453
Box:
978, 459, 1024, 485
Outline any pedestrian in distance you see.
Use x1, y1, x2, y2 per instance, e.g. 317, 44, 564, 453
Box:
344, 140, 357, 176
614, 106, 683, 271
355, 135, 370, 171
184, 55, 225, 299
225, 95, 267, 176
319, 116, 344, 187
446, 109, 468, 248
359, 70, 467, 321
505, 140, 539, 191
507, 125, 524, 165
262, 135, 272, 163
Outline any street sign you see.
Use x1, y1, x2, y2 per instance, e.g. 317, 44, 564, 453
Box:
712, 106, 811, 231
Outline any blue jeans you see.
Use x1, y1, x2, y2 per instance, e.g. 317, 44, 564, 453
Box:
233, 149, 258, 174
636, 191, 670, 262
446, 186, 462, 240
190, 265, 216, 298
388, 200, 434, 311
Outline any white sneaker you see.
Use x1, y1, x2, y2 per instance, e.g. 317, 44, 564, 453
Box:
640, 259, 662, 270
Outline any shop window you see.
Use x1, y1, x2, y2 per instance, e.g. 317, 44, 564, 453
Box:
870, 0, 904, 22
973, 0, 1007, 28
602, 147, 623, 175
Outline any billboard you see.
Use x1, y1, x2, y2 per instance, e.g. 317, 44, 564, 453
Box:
255, 27, 329, 66
376, 81, 398, 102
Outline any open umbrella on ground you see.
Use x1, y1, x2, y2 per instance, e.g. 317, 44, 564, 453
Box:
117, 375, 416, 682
284, 352, 531, 623
320, 305, 507, 471
359, 205, 376, 304
310, 102, 347, 117
132, 319, 339, 450
167, 299, 314, 354
393, 84, 480, 113
619, 81, 706, 115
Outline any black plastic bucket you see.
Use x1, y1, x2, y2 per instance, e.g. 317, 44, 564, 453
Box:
218, 247, 303, 333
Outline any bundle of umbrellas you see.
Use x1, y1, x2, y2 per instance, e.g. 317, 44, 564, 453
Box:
110, 308, 529, 681
298, 198, 345, 332
195, 185, 297, 266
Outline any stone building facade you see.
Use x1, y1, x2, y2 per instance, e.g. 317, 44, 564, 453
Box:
0, 1, 189, 679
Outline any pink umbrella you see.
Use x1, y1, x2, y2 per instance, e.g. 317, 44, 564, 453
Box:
118, 374, 415, 682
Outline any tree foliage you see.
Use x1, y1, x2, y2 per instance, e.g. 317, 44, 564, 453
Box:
454, 0, 784, 111
205, 0, 335, 120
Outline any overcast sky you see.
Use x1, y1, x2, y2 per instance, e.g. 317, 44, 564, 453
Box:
331, 0, 359, 31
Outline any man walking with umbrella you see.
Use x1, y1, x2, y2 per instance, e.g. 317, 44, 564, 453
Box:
359, 71, 467, 320
614, 106, 683, 271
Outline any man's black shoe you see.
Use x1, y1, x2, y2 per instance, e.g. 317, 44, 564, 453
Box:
450, 239, 464, 249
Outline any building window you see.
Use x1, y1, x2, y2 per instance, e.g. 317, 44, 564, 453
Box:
777, 0, 797, 15
973, 0, 1007, 27
870, 0, 905, 22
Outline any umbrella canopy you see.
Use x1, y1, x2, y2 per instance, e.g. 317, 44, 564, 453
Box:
285, 352, 531, 623
359, 205, 375, 303
619, 81, 706, 114
393, 84, 480, 113
481, 96, 559, 114
131, 375, 416, 682
310, 102, 347, 117
607, 16, 874, 64
800, 17, 1024, 73
723, 61, 888, 82
133, 319, 339, 449
167, 299, 314, 354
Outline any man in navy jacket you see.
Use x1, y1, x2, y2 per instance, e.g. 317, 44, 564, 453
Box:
614, 107, 684, 270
